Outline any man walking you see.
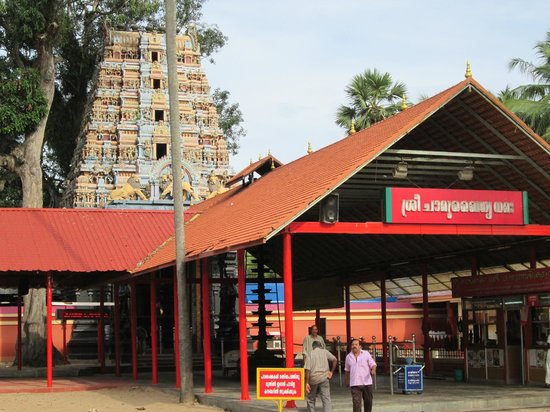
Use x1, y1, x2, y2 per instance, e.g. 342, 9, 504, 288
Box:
304, 340, 337, 412
344, 338, 377, 412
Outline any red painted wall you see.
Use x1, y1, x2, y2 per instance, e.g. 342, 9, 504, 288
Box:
0, 307, 74, 362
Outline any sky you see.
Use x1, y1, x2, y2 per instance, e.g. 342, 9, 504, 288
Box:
201, 1, 550, 173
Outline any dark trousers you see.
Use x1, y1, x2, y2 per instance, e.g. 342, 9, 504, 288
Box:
350, 385, 373, 412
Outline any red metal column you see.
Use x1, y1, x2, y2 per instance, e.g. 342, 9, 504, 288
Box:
345, 285, 351, 348
46, 272, 53, 388
201, 258, 212, 393
173, 267, 181, 389
99, 286, 105, 372
237, 249, 250, 400
130, 279, 138, 381
17, 292, 22, 371
422, 272, 431, 376
150, 272, 158, 384
114, 283, 121, 376
380, 276, 388, 373
283, 232, 296, 409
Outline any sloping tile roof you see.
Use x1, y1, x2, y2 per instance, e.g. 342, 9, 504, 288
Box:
0, 208, 174, 273
134, 78, 477, 273
225, 154, 284, 187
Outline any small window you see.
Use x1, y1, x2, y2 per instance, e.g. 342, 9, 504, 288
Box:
154, 110, 164, 122
151, 51, 159, 62
156, 143, 167, 159
152, 79, 161, 89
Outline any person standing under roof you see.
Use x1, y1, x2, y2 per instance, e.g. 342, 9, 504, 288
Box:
345, 338, 377, 412
304, 340, 337, 412
302, 324, 325, 362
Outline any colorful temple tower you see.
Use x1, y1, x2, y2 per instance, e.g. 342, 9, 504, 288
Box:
64, 29, 231, 208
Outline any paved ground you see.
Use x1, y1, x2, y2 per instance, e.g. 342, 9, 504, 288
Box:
193, 373, 550, 412
2, 364, 550, 411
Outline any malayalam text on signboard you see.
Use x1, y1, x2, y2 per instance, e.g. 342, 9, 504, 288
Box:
452, 268, 550, 298
256, 368, 304, 400
385, 188, 528, 225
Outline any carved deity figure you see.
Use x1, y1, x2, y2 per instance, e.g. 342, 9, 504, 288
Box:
206, 171, 229, 199
159, 174, 199, 202
108, 174, 148, 201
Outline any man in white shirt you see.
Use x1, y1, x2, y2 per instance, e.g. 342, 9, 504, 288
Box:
344, 338, 377, 412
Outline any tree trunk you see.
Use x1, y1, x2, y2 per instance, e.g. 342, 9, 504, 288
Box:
19, 41, 55, 207
19, 40, 59, 366
22, 289, 47, 366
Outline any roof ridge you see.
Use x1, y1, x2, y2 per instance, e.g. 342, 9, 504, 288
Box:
133, 235, 176, 272
279, 78, 472, 168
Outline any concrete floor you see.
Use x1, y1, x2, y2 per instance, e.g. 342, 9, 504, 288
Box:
2, 363, 550, 411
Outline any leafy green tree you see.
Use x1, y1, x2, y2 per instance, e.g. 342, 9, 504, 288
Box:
501, 31, 550, 140
212, 88, 246, 155
0, 0, 230, 367
336, 68, 407, 133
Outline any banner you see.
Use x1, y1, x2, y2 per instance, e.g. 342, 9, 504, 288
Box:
256, 368, 304, 400
385, 188, 528, 225
452, 268, 550, 297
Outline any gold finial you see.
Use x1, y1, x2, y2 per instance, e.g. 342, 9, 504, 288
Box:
350, 119, 356, 134
250, 158, 253, 165
401, 94, 408, 110
268, 149, 271, 156
307, 141, 313, 154
465, 61, 472, 78
258, 154, 262, 161
270, 158, 275, 170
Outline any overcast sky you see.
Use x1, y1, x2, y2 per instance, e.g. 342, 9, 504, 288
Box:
201, 1, 550, 173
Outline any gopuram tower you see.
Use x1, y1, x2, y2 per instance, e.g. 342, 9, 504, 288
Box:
64, 29, 231, 208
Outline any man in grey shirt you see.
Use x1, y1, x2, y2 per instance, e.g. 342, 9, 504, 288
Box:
305, 340, 337, 412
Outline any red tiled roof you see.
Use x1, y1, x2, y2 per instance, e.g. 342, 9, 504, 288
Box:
0, 208, 174, 273
134, 78, 550, 273
225, 154, 283, 187
134, 78, 475, 273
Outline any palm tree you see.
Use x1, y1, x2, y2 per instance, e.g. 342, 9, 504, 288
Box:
501, 31, 550, 140
336, 68, 407, 133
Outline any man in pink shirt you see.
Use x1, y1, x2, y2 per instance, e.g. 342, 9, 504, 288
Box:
344, 338, 377, 412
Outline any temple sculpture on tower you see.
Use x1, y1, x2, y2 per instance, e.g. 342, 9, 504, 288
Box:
63, 29, 232, 208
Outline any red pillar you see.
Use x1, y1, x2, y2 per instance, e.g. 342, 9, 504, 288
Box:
150, 272, 158, 384
46, 272, 53, 388
130, 279, 138, 381
114, 283, 121, 377
173, 267, 181, 389
380, 276, 388, 373
99, 286, 105, 372
17, 292, 22, 371
345, 285, 351, 348
237, 249, 250, 400
283, 232, 296, 409
201, 258, 212, 393
422, 272, 431, 376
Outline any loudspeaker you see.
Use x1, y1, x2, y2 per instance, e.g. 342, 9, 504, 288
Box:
18, 278, 29, 296
319, 193, 339, 224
